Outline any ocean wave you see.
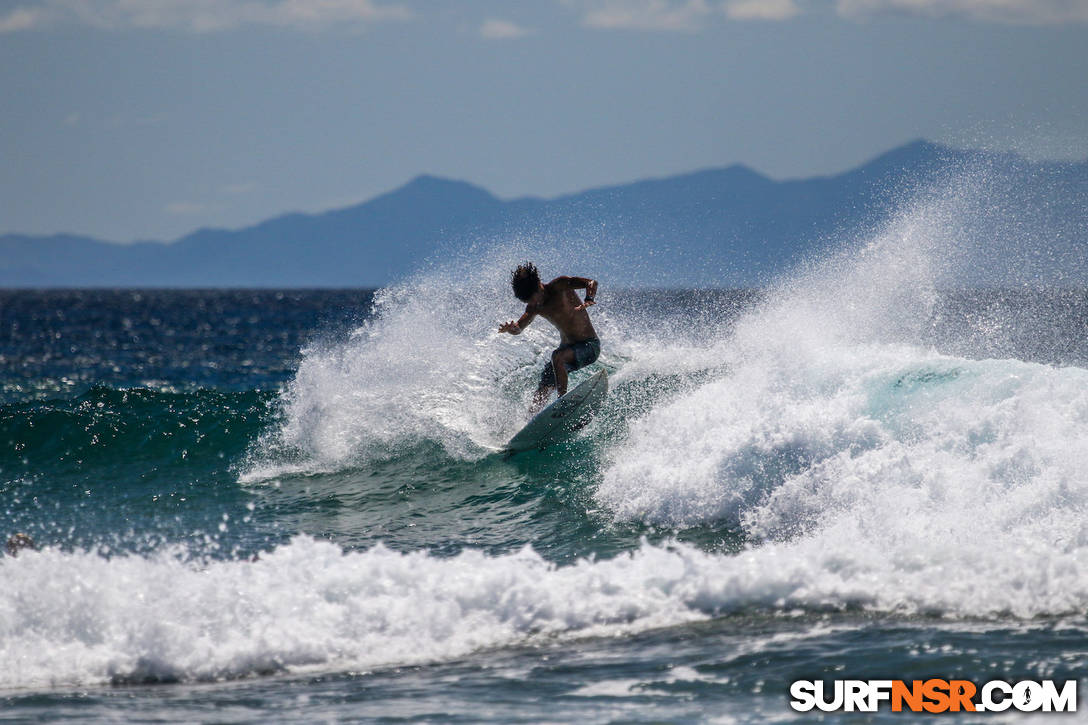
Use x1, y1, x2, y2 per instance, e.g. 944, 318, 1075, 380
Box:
595, 171, 1088, 635
6, 528, 1088, 692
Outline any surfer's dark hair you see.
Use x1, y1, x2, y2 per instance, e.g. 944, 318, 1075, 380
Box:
511, 262, 540, 302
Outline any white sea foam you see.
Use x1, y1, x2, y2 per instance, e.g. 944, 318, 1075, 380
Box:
6, 516, 1088, 692
0, 537, 743, 690
596, 172, 1088, 620
241, 258, 534, 479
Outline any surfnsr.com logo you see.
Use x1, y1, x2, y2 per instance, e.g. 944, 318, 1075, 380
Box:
789, 679, 1077, 713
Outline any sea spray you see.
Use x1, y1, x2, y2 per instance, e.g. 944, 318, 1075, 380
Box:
596, 167, 1088, 618
239, 234, 722, 480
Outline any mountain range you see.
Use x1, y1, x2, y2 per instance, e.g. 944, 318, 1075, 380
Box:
3, 140, 1086, 288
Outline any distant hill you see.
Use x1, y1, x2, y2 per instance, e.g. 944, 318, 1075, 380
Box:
2, 140, 1086, 287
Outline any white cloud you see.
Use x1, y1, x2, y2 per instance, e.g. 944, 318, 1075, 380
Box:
574, 0, 713, 31
480, 18, 532, 39
724, 0, 801, 21
835, 0, 1088, 25
0, 0, 413, 33
0, 7, 44, 32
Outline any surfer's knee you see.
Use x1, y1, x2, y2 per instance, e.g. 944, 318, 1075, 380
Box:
551, 348, 574, 368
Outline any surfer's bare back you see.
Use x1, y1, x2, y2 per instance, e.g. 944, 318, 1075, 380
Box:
498, 262, 600, 411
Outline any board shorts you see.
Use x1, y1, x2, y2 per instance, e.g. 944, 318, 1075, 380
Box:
539, 337, 601, 388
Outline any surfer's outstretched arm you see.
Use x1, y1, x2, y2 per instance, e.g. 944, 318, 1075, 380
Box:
498, 305, 537, 335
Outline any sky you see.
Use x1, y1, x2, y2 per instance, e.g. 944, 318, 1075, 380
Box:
2, 0, 1087, 242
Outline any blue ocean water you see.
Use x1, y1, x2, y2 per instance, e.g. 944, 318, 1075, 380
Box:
4, 182, 1088, 722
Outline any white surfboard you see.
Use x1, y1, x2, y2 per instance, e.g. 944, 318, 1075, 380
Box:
504, 369, 608, 453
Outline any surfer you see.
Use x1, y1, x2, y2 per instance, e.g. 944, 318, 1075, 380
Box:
499, 262, 600, 412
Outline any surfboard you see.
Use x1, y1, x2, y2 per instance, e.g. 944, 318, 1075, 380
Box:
504, 369, 608, 453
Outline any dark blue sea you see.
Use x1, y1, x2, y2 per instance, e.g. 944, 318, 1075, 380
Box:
4, 208, 1088, 722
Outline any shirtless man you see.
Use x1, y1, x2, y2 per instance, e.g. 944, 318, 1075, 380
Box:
498, 262, 600, 413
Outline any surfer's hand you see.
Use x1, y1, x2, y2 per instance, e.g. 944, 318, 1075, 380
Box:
575, 299, 596, 311
498, 320, 520, 334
